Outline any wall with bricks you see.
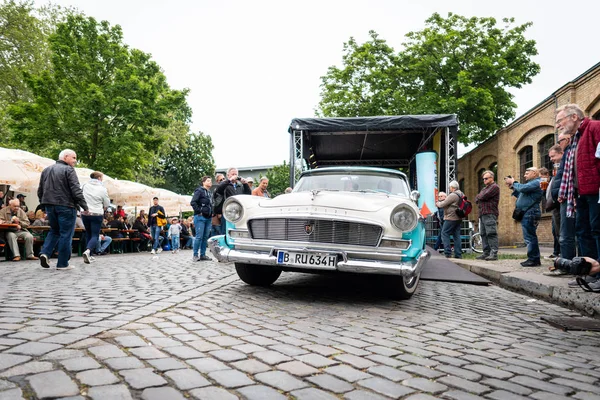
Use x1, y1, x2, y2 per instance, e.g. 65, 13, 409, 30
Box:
458, 62, 600, 247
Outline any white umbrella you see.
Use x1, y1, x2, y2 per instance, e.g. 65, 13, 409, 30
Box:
0, 147, 55, 193
150, 188, 183, 216
104, 179, 154, 207
179, 195, 193, 212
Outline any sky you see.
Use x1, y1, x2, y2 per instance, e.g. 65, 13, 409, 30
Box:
40, 0, 600, 169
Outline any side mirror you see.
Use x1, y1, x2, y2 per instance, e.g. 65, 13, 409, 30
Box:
410, 190, 420, 203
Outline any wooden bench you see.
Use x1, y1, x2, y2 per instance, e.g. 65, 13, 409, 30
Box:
110, 237, 130, 254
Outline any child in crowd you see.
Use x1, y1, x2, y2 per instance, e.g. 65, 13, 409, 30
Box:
168, 217, 182, 253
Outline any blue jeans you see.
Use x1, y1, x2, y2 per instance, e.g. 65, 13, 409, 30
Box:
559, 201, 577, 259
193, 215, 212, 257
96, 236, 112, 253
521, 208, 541, 262
210, 218, 223, 238
441, 220, 462, 258
171, 234, 180, 250
41, 205, 76, 268
183, 236, 194, 248
575, 193, 600, 259
434, 220, 444, 250
150, 225, 163, 250
82, 214, 103, 253
551, 208, 560, 256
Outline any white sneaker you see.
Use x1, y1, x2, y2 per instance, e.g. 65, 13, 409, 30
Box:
171, 250, 175, 254
57, 265, 74, 270
157, 248, 163, 254
83, 249, 91, 264
151, 249, 156, 255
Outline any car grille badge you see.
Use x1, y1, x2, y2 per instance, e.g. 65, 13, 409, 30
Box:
304, 222, 314, 235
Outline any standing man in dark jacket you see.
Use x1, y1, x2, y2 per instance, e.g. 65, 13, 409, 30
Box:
38, 149, 88, 270
191, 176, 213, 262
475, 170, 500, 260
148, 197, 166, 254
505, 167, 543, 266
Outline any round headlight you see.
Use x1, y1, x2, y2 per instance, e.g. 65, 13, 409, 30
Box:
390, 204, 418, 232
224, 200, 244, 223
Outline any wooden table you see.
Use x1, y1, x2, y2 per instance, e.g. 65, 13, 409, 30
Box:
0, 223, 19, 231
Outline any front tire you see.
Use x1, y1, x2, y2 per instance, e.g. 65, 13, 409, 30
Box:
235, 263, 282, 286
386, 274, 420, 300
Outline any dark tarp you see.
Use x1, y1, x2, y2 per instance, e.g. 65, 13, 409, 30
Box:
288, 115, 458, 170
288, 115, 458, 133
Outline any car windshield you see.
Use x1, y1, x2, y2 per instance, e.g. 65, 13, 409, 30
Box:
295, 171, 409, 196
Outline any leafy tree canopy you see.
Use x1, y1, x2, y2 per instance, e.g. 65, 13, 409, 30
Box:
159, 131, 216, 195
317, 13, 540, 144
9, 14, 192, 179
265, 161, 298, 197
0, 0, 71, 139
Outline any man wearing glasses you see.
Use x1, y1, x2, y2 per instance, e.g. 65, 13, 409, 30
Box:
475, 171, 500, 260
505, 168, 543, 266
555, 104, 600, 288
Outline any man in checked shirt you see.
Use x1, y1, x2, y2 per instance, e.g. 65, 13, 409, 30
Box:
475, 170, 500, 260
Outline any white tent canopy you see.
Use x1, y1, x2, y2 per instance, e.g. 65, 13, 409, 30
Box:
1, 147, 193, 216
0, 148, 55, 193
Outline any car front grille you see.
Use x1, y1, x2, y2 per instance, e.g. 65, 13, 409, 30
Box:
248, 218, 382, 247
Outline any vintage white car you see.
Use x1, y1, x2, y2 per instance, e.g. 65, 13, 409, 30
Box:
208, 167, 429, 299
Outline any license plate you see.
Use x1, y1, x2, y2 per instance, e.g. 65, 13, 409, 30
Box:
277, 251, 337, 268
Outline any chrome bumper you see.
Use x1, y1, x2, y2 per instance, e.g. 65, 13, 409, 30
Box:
208, 237, 429, 277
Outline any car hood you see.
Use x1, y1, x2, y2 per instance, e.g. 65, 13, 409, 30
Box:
258, 191, 403, 212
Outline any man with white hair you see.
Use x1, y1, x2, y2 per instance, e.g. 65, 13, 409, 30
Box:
0, 199, 37, 261
37, 149, 88, 270
435, 181, 464, 259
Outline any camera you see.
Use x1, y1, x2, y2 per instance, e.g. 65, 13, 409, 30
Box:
554, 257, 593, 275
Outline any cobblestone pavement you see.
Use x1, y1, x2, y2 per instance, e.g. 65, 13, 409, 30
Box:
1, 252, 600, 399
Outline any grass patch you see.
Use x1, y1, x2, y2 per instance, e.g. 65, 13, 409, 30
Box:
461, 253, 528, 260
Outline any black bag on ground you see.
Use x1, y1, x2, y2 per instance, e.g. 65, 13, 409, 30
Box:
512, 208, 525, 221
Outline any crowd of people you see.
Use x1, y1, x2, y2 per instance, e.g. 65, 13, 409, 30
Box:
0, 157, 274, 269
433, 103, 600, 290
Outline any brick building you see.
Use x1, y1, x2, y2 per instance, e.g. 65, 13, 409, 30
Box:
458, 62, 600, 247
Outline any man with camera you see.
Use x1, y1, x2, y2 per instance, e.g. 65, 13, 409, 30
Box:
505, 168, 544, 266
551, 256, 600, 291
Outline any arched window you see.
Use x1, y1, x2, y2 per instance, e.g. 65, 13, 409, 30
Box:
593, 110, 600, 120
519, 146, 533, 178
538, 134, 555, 172
477, 168, 486, 192
459, 178, 465, 192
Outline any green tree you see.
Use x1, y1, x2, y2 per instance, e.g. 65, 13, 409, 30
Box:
160, 131, 216, 195
265, 161, 297, 197
317, 13, 540, 144
0, 0, 70, 140
9, 14, 191, 179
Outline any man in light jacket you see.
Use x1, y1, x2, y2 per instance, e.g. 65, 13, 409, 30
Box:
435, 181, 464, 259
81, 171, 110, 264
